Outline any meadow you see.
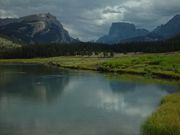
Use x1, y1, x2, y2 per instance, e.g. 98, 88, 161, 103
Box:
0, 52, 179, 79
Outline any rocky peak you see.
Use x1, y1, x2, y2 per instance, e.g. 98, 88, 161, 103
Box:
170, 15, 180, 22
0, 13, 74, 44
152, 14, 180, 39
20, 13, 58, 23
165, 14, 180, 28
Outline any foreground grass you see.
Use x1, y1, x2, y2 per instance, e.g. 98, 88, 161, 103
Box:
0, 52, 179, 79
142, 92, 180, 135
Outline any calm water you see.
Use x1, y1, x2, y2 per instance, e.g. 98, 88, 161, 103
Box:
0, 64, 177, 135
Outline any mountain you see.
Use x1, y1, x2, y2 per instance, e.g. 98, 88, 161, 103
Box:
97, 15, 180, 44
97, 22, 149, 44
149, 15, 180, 40
0, 13, 74, 44
128, 15, 180, 42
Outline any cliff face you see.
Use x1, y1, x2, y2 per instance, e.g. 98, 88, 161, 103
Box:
97, 22, 149, 44
0, 13, 73, 44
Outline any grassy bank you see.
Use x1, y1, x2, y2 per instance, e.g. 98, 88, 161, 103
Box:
97, 52, 180, 79
142, 92, 180, 135
0, 52, 179, 80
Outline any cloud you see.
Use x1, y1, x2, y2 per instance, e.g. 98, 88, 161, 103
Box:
0, 9, 17, 18
102, 6, 123, 14
0, 0, 180, 41
82, 7, 125, 26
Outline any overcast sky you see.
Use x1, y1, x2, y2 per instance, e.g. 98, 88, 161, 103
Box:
0, 0, 180, 41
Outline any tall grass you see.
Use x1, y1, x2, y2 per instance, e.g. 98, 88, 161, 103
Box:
142, 92, 180, 135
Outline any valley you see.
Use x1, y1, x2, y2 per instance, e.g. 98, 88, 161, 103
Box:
0, 12, 180, 135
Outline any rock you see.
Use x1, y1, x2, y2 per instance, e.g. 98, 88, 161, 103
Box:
97, 22, 149, 44
0, 13, 74, 44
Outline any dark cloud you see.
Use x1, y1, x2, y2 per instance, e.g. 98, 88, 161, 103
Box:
0, 0, 180, 41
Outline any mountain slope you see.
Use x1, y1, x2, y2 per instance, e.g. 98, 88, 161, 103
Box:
0, 13, 74, 44
150, 15, 180, 39
129, 15, 180, 42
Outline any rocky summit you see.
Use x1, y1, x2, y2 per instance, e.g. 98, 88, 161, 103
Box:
0, 13, 74, 44
97, 22, 149, 44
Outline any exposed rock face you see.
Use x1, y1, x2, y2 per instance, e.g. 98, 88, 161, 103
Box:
97, 22, 149, 44
0, 13, 74, 44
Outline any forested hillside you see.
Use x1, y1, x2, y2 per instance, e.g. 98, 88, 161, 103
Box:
0, 34, 179, 59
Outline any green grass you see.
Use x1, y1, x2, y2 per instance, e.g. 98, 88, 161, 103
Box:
97, 53, 180, 79
105, 73, 180, 87
0, 52, 179, 79
142, 92, 180, 135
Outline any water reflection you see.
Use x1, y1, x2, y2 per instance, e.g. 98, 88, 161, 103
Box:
0, 65, 177, 135
0, 64, 69, 102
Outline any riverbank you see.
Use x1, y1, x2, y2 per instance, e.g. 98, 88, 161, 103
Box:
0, 52, 179, 80
142, 92, 180, 135
0, 52, 180, 135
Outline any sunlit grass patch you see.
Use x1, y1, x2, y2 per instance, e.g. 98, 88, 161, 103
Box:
142, 92, 180, 135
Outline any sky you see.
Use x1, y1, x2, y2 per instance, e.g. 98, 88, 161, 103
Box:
0, 0, 180, 41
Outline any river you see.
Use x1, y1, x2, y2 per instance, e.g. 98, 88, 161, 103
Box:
0, 64, 177, 135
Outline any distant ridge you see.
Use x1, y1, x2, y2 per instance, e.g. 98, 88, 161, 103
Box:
150, 15, 180, 39
97, 15, 180, 44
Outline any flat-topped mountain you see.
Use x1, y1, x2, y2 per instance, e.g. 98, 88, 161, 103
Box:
97, 22, 149, 44
0, 13, 74, 44
97, 15, 180, 44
